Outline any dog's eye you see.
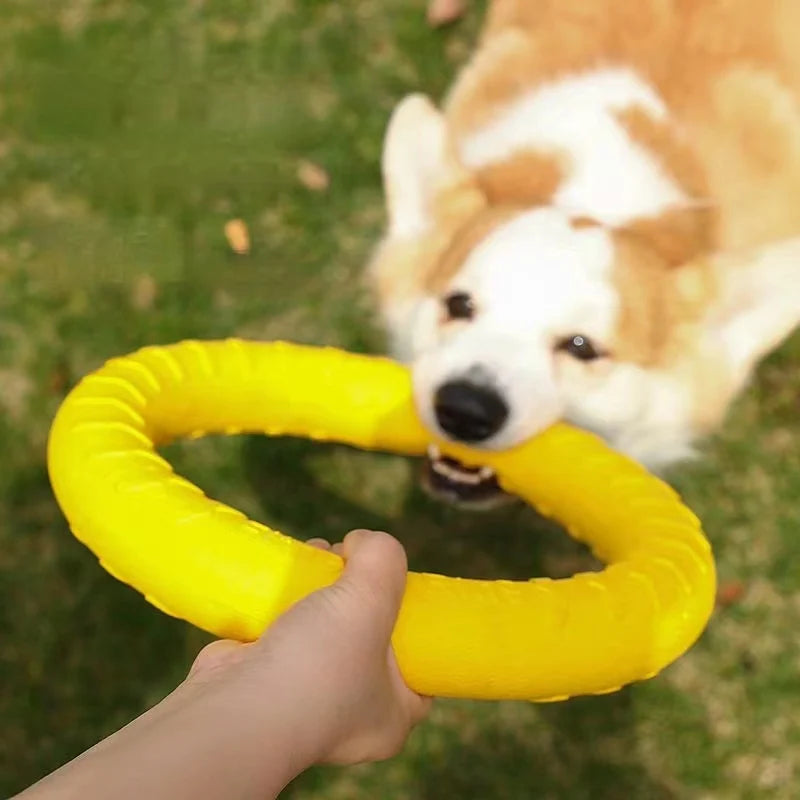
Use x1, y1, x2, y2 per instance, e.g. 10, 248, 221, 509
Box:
444, 291, 475, 321
557, 334, 603, 361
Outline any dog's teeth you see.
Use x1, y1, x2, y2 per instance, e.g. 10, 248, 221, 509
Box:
431, 459, 458, 480
427, 441, 496, 488
430, 456, 495, 486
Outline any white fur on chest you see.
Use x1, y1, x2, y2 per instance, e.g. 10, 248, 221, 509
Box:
458, 68, 687, 225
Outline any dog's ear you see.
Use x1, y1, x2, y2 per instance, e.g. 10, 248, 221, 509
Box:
694, 239, 800, 384
382, 94, 483, 238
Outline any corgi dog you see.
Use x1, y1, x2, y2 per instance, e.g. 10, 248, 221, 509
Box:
368, 0, 800, 507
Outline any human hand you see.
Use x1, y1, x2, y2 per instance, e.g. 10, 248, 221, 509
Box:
188, 529, 431, 767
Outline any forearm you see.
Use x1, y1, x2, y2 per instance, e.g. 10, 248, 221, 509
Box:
16, 672, 312, 800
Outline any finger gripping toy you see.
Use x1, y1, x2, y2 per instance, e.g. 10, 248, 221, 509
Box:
47, 340, 715, 702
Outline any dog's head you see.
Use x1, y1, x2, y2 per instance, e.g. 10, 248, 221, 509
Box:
371, 96, 800, 505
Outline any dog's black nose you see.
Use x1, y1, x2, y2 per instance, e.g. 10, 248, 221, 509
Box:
434, 380, 509, 443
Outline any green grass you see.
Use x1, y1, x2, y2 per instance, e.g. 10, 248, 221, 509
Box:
1, 2, 799, 797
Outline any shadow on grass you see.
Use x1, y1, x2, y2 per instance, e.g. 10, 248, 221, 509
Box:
240, 435, 597, 581
1, 465, 203, 796
412, 693, 677, 800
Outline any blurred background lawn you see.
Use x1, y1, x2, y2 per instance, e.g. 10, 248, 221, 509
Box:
1, 1, 799, 797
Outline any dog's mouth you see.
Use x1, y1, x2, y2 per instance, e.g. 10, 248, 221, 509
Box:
422, 445, 512, 509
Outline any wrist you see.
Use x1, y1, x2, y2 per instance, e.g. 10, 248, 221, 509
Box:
181, 650, 335, 778
205, 641, 347, 768
171, 671, 316, 795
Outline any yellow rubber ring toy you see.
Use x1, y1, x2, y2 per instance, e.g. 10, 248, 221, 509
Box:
47, 339, 715, 702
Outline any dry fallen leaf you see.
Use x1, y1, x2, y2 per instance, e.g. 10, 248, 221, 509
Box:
131, 274, 158, 311
716, 581, 746, 609
297, 159, 330, 192
47, 361, 71, 396
224, 219, 251, 255
427, 0, 466, 27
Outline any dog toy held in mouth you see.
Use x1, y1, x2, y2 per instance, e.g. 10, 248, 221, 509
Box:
47, 340, 715, 702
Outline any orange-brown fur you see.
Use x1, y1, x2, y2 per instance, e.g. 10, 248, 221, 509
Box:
475, 149, 565, 207
425, 205, 521, 292
447, 0, 800, 254
610, 232, 717, 365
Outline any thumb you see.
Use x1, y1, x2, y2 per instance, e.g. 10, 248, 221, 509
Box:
333, 529, 409, 635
